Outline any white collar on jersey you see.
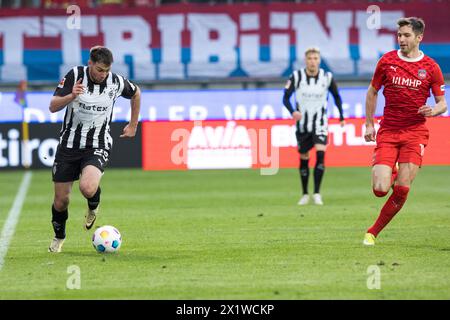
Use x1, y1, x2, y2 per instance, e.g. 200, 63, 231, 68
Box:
397, 49, 424, 62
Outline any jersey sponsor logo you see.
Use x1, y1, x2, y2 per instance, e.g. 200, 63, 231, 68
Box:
419, 143, 425, 156
417, 69, 427, 79
440, 85, 446, 92
390, 66, 397, 72
79, 103, 108, 112
300, 92, 327, 99
392, 76, 422, 88
57, 78, 66, 88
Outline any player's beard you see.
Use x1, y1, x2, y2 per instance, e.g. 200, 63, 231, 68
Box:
92, 74, 105, 84
399, 45, 409, 54
88, 69, 106, 84
399, 37, 420, 56
399, 43, 415, 56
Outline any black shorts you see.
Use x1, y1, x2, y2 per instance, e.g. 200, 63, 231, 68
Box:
295, 130, 328, 154
52, 145, 110, 182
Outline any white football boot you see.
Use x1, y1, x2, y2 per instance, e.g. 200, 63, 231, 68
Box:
298, 194, 310, 205
48, 237, 65, 253
313, 193, 324, 205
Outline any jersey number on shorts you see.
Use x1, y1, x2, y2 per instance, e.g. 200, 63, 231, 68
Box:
94, 149, 109, 162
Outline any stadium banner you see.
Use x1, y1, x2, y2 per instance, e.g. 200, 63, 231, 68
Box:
0, 122, 142, 169
142, 117, 450, 171
0, 2, 449, 82
1, 87, 449, 123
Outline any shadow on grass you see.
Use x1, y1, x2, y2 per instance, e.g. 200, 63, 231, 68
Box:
58, 249, 192, 264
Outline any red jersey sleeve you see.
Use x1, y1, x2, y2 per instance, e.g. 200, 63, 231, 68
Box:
430, 63, 446, 97
371, 57, 385, 91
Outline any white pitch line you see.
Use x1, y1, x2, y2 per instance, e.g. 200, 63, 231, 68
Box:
0, 171, 32, 271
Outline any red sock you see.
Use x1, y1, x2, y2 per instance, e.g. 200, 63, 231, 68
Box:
367, 185, 410, 237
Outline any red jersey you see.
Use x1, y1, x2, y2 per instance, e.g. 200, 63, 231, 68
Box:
371, 50, 445, 129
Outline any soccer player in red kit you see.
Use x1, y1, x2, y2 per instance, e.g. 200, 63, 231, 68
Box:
363, 17, 447, 245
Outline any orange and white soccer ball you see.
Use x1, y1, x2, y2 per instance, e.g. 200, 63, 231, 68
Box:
92, 225, 122, 253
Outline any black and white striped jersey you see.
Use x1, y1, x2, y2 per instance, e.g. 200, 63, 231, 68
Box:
53, 66, 137, 150
283, 68, 344, 135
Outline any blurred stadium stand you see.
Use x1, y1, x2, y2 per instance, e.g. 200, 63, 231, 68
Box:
0, 0, 448, 91
0, 0, 448, 171
0, 0, 447, 8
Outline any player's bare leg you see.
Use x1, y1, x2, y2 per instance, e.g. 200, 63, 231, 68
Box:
364, 162, 419, 245
312, 143, 326, 205
364, 164, 395, 245
49, 182, 73, 252
80, 165, 103, 230
371, 164, 392, 197
298, 151, 310, 205
396, 162, 419, 187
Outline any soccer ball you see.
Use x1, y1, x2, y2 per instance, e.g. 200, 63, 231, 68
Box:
92, 225, 122, 253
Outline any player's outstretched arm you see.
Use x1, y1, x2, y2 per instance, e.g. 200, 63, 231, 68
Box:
49, 95, 75, 113
364, 85, 378, 142
120, 85, 141, 138
49, 79, 84, 113
417, 95, 447, 117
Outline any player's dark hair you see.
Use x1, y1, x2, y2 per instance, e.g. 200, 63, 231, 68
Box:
89, 46, 114, 65
397, 17, 425, 36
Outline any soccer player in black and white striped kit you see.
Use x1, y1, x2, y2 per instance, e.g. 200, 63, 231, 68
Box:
283, 47, 345, 206
48, 46, 141, 252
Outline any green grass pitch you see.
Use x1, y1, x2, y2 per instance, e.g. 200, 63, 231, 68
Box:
0, 166, 449, 299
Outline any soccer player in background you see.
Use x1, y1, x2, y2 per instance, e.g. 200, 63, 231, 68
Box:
363, 17, 447, 245
48, 46, 141, 252
283, 47, 345, 206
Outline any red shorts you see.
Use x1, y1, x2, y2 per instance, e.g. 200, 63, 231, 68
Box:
372, 124, 429, 167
